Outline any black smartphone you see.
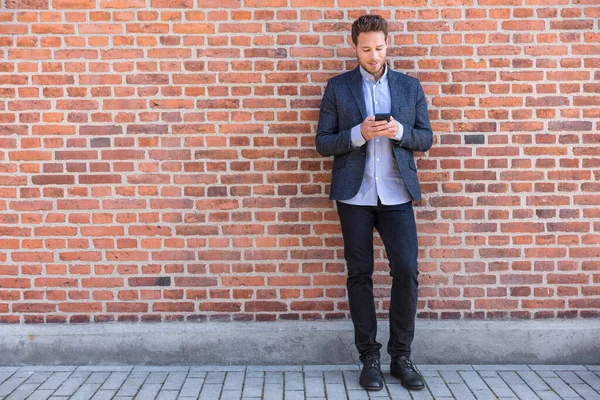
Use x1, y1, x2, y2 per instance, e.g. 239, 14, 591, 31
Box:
374, 113, 391, 122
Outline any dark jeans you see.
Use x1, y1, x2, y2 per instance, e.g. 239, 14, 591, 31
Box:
336, 199, 419, 361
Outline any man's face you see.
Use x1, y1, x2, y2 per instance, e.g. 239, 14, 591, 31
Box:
353, 31, 388, 79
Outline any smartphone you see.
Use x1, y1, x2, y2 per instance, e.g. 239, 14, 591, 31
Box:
374, 113, 391, 122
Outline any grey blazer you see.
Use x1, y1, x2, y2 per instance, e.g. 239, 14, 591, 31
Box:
316, 66, 433, 202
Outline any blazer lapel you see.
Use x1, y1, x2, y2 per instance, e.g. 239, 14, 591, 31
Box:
347, 67, 367, 120
387, 68, 402, 109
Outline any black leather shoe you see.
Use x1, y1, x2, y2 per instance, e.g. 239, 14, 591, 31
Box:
390, 356, 425, 390
359, 354, 384, 391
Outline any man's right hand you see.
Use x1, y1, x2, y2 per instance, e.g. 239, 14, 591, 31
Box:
360, 116, 398, 141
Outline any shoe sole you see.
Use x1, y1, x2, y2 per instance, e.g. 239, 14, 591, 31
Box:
360, 384, 383, 391
390, 371, 425, 391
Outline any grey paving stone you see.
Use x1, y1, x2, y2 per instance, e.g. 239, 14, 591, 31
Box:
191, 366, 245, 372
424, 375, 452, 397
537, 371, 558, 379
503, 383, 539, 400
205, 371, 226, 384
264, 372, 283, 384
187, 371, 207, 379
541, 377, 582, 398
241, 377, 263, 398
24, 372, 52, 385
420, 365, 474, 371
220, 391, 242, 400
576, 370, 600, 390
459, 371, 490, 391
368, 386, 391, 398
262, 383, 283, 400
0, 368, 18, 373
145, 372, 168, 384
447, 382, 477, 400
304, 365, 359, 372
571, 383, 600, 400
557, 371, 586, 384
587, 366, 600, 371
26, 390, 54, 400
439, 371, 464, 384
0, 373, 14, 387
132, 366, 188, 372
85, 372, 110, 385
20, 367, 76, 373
179, 377, 203, 398
52, 374, 90, 397
537, 391, 562, 400
38, 372, 71, 391
343, 370, 361, 388
199, 383, 223, 400
324, 383, 347, 399
516, 370, 552, 391
304, 375, 325, 397
223, 372, 245, 391
162, 371, 187, 391
323, 371, 344, 384
155, 391, 178, 400
99, 372, 129, 391
386, 383, 414, 400
284, 371, 304, 391
481, 374, 516, 397
530, 365, 588, 371
70, 383, 101, 400
473, 365, 531, 371
5, 383, 39, 400
497, 371, 526, 385
90, 390, 118, 400
115, 372, 148, 397
77, 367, 133, 373
134, 382, 161, 399
346, 389, 370, 400
247, 365, 301, 372
0, 375, 29, 396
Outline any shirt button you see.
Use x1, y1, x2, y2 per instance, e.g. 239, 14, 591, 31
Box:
376, 158, 380, 161
376, 177, 379, 181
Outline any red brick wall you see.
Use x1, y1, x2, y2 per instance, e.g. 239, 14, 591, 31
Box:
1, 0, 599, 323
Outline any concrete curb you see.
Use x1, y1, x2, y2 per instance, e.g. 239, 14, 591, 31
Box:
1, 320, 598, 365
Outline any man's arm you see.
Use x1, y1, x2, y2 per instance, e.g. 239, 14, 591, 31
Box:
396, 81, 433, 153
315, 81, 356, 157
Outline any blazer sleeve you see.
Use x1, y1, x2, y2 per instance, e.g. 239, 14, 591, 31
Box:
315, 80, 355, 157
397, 81, 433, 153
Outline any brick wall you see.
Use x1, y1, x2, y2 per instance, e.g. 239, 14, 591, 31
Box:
1, 0, 599, 324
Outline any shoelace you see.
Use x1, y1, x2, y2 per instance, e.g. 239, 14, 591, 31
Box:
365, 356, 381, 372
400, 357, 416, 372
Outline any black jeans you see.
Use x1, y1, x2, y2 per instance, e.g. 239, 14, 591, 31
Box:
336, 199, 419, 361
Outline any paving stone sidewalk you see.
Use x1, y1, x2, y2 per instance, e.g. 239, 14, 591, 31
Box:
0, 364, 599, 400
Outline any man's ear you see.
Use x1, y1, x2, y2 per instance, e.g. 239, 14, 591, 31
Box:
386, 36, 390, 46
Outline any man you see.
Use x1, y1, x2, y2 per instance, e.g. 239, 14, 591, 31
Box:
315, 15, 433, 391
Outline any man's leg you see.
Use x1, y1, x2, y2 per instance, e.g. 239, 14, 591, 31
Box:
336, 201, 382, 359
373, 200, 419, 358
374, 200, 424, 390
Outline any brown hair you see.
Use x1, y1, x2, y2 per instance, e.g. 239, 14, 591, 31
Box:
351, 15, 388, 45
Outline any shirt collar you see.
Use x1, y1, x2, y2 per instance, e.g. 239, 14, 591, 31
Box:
359, 63, 388, 84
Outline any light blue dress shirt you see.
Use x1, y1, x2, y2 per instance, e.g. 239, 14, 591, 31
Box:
339, 65, 412, 206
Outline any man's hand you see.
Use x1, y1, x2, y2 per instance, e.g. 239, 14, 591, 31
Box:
360, 116, 400, 140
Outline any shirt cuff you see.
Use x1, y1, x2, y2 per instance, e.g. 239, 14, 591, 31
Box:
350, 124, 366, 148
393, 120, 404, 142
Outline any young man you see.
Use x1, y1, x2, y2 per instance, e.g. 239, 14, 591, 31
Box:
316, 15, 433, 391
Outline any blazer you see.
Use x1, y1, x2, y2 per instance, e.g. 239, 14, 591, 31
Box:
316, 66, 433, 202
